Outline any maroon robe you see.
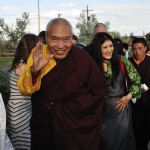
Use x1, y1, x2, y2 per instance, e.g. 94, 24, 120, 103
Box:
30, 46, 105, 150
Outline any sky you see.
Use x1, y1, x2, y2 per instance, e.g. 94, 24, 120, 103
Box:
0, 0, 150, 37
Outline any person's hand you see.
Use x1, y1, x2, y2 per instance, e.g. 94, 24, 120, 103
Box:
115, 93, 132, 111
31, 41, 54, 74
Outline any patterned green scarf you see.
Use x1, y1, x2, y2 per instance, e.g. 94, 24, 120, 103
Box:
102, 61, 112, 79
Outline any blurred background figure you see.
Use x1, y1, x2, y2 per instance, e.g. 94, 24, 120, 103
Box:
94, 23, 108, 34
113, 38, 129, 58
113, 38, 125, 56
38, 30, 46, 44
145, 42, 150, 56
6, 33, 39, 150
146, 49, 150, 56
122, 42, 129, 58
83, 22, 108, 54
72, 34, 86, 49
76, 43, 86, 49
128, 36, 137, 57
72, 34, 78, 45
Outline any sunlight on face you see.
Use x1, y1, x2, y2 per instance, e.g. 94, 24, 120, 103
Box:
101, 40, 114, 61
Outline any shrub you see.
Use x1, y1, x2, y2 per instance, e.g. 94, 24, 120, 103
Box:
0, 69, 10, 104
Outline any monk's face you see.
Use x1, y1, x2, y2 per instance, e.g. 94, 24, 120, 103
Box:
46, 22, 72, 60
132, 42, 147, 60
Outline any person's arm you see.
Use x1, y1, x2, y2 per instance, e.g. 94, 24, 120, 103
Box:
17, 53, 42, 95
115, 56, 141, 111
17, 42, 56, 96
121, 55, 141, 99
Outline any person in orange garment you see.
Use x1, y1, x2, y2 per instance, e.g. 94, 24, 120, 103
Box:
129, 38, 150, 150
17, 18, 105, 150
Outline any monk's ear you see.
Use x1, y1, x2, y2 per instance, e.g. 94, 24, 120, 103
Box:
145, 46, 147, 52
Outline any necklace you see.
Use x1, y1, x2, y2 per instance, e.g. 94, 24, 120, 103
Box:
103, 61, 108, 65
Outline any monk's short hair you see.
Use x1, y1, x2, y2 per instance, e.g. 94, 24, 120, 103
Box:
46, 18, 73, 35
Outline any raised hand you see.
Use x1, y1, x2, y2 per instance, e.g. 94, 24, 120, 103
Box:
31, 41, 53, 74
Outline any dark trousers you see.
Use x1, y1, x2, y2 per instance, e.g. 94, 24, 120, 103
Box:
131, 100, 150, 150
30, 110, 55, 150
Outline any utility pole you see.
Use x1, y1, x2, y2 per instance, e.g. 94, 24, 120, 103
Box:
84, 5, 93, 22
38, 0, 40, 33
58, 13, 62, 18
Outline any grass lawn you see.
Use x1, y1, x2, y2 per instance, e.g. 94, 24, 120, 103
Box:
0, 58, 13, 67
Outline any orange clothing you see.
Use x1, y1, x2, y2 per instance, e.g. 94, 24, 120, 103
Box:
17, 45, 56, 95
133, 56, 145, 65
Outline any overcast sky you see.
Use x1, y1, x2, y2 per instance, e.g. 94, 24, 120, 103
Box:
0, 0, 150, 36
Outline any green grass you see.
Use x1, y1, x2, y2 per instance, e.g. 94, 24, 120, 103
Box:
0, 58, 13, 67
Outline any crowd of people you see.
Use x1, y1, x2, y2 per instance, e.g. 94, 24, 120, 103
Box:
0, 17, 150, 150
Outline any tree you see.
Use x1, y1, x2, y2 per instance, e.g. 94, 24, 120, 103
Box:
109, 31, 121, 39
76, 11, 112, 45
0, 12, 29, 50
0, 69, 10, 104
130, 32, 134, 37
105, 21, 110, 31
146, 32, 150, 47
0, 30, 3, 40
76, 11, 98, 45
122, 34, 130, 43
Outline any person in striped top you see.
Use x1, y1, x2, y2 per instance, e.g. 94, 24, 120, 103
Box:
6, 34, 39, 150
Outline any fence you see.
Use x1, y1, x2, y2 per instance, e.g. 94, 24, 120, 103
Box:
0, 52, 14, 58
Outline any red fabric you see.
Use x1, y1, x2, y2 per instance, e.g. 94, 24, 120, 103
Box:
119, 56, 129, 92
31, 46, 105, 150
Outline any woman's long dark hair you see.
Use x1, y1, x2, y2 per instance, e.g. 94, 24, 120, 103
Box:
10, 33, 39, 71
91, 32, 120, 84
